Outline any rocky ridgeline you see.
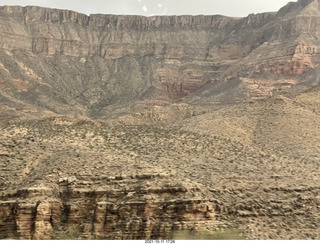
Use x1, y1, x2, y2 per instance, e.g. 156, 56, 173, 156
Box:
0, 5, 240, 58
1, 0, 320, 116
0, 174, 215, 240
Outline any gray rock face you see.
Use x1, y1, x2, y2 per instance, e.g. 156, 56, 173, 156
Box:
0, 1, 320, 117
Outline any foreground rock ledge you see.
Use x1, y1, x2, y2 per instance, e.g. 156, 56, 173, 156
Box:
0, 174, 216, 240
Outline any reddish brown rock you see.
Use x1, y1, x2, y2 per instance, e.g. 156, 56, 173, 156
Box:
271, 57, 314, 76
2, 1, 320, 114
0, 174, 216, 240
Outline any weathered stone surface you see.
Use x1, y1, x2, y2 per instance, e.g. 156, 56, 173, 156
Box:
0, 174, 216, 240
1, 1, 320, 116
93, 200, 214, 240
0, 201, 19, 239
0, 201, 61, 240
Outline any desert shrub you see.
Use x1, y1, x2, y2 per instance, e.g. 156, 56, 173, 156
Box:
52, 225, 82, 240
172, 229, 243, 240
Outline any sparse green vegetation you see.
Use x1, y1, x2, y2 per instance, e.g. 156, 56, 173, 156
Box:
2, 115, 320, 240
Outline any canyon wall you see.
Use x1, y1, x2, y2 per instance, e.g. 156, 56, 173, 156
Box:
1, 1, 320, 117
0, 174, 215, 240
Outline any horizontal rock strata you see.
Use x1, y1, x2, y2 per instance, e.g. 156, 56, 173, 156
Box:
0, 174, 215, 240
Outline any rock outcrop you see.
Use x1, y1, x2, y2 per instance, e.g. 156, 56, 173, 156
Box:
0, 174, 215, 240
1, 1, 320, 116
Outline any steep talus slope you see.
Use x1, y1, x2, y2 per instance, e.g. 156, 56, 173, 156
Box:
1, 0, 320, 118
189, 0, 320, 104
182, 91, 320, 157
0, 6, 241, 117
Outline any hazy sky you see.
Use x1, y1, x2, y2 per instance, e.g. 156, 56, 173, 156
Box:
0, 0, 294, 17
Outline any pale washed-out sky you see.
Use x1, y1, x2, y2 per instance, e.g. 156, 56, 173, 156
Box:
0, 0, 295, 17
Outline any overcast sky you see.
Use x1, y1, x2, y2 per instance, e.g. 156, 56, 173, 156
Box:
0, 0, 294, 17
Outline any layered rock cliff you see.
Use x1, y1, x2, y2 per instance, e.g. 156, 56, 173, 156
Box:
0, 174, 216, 240
1, 0, 320, 118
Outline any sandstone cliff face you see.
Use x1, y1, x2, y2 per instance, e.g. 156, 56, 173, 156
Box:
1, 1, 320, 116
0, 174, 215, 240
